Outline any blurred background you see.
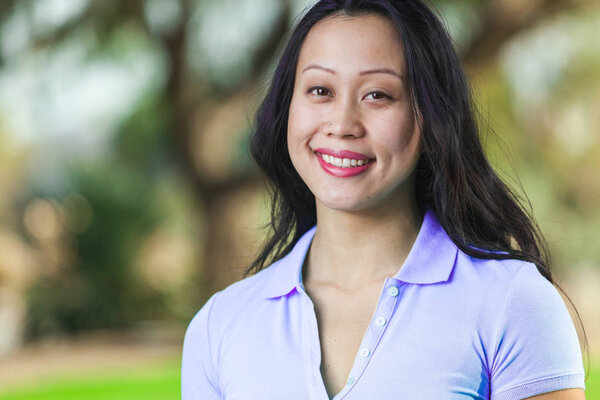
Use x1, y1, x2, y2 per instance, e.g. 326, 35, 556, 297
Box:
0, 0, 598, 398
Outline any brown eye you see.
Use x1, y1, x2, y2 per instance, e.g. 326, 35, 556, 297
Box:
308, 86, 331, 96
366, 91, 391, 100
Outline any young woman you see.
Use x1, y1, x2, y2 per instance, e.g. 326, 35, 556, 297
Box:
182, 1, 587, 398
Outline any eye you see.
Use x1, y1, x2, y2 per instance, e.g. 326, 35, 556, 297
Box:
365, 91, 392, 101
307, 86, 331, 97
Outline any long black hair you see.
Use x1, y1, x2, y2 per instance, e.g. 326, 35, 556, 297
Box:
246, 0, 588, 369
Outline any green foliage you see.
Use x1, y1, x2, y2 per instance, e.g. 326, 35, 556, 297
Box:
22, 86, 189, 338
25, 160, 167, 338
113, 92, 172, 171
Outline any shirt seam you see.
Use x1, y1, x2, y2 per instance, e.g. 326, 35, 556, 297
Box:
489, 261, 529, 379
493, 371, 585, 396
205, 292, 223, 396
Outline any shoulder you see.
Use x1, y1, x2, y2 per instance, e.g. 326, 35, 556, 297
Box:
453, 248, 540, 298
449, 243, 577, 327
452, 250, 568, 333
181, 258, 290, 398
217, 258, 285, 302
188, 258, 287, 331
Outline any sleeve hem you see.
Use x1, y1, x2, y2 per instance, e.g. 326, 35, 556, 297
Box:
492, 372, 585, 400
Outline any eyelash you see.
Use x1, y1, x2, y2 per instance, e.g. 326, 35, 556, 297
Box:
307, 86, 392, 101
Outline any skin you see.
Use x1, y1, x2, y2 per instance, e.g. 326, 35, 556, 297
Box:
286, 12, 585, 400
287, 12, 423, 397
525, 389, 585, 399
287, 12, 423, 290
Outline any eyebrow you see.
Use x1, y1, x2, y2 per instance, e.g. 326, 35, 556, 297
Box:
301, 64, 403, 80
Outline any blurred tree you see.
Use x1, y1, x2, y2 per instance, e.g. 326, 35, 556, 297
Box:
25, 161, 166, 337
0, 0, 596, 323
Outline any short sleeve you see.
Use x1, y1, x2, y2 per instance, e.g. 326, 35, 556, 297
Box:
490, 263, 585, 400
181, 293, 222, 400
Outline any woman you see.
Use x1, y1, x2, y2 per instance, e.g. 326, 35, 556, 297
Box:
182, 0, 587, 398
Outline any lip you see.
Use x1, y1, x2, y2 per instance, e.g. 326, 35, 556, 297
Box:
315, 152, 375, 178
313, 147, 372, 160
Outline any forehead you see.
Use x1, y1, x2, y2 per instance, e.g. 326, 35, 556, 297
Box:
296, 13, 405, 75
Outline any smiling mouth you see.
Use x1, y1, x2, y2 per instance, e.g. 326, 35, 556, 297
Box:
315, 152, 375, 168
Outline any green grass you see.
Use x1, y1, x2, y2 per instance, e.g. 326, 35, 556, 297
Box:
0, 355, 598, 399
0, 358, 180, 400
585, 355, 600, 400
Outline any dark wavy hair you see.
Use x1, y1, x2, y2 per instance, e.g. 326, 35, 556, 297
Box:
246, 0, 588, 371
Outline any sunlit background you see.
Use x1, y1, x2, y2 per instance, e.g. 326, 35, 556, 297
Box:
0, 0, 598, 398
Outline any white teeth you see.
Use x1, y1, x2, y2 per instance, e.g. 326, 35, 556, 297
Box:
319, 153, 371, 168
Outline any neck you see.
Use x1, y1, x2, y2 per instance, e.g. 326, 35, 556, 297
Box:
304, 192, 423, 290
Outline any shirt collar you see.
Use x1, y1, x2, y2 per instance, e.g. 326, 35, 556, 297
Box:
263, 208, 458, 299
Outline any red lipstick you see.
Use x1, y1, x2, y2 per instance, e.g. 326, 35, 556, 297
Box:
313, 148, 375, 178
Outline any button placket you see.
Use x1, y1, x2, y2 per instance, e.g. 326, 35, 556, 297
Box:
338, 280, 401, 398
300, 290, 330, 400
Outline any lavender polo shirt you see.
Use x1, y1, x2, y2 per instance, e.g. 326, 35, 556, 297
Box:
181, 209, 585, 399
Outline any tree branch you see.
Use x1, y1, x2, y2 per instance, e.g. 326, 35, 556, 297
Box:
462, 0, 581, 68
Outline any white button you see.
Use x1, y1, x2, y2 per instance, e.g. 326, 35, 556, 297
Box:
359, 348, 370, 358
347, 376, 355, 385
387, 286, 399, 297
375, 316, 386, 326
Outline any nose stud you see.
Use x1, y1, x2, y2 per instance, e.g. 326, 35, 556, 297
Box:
328, 121, 332, 126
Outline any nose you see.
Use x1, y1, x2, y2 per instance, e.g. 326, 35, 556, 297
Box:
325, 97, 365, 138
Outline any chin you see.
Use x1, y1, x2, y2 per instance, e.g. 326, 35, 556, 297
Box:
317, 196, 369, 212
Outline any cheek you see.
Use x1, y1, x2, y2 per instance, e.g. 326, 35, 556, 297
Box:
377, 109, 419, 152
288, 97, 305, 138
287, 97, 308, 159
288, 97, 321, 142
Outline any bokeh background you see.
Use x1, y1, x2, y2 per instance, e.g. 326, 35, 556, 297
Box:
0, 0, 598, 398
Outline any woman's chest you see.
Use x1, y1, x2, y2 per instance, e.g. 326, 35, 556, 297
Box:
216, 289, 490, 399
309, 284, 383, 398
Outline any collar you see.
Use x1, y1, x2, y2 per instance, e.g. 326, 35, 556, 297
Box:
262, 209, 458, 299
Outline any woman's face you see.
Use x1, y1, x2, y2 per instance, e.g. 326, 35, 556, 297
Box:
287, 13, 422, 213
